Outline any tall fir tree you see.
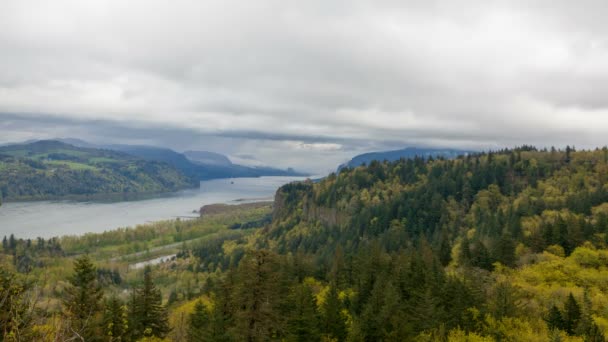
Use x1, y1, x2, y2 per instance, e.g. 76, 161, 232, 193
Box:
129, 266, 170, 340
63, 255, 104, 341
563, 293, 581, 335
103, 295, 128, 342
187, 300, 211, 342
234, 250, 284, 342
321, 282, 347, 341
546, 305, 565, 332
286, 283, 319, 342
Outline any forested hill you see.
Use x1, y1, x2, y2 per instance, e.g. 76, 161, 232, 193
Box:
5, 146, 608, 341
260, 146, 608, 340
0, 140, 197, 200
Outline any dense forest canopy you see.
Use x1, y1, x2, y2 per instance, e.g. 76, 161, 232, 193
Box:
2, 146, 608, 341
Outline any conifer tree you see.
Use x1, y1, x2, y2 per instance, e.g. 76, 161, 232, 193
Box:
234, 250, 283, 342
103, 295, 128, 341
471, 240, 492, 270
321, 282, 346, 341
546, 305, 565, 331
286, 283, 319, 342
129, 266, 170, 340
439, 233, 452, 266
494, 233, 516, 267
187, 300, 210, 342
63, 255, 104, 341
563, 293, 581, 335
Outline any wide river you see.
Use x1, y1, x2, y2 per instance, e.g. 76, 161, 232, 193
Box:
0, 176, 306, 239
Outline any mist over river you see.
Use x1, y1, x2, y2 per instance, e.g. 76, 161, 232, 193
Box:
0, 176, 306, 239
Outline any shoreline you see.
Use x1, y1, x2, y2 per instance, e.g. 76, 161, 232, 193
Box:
0, 185, 199, 204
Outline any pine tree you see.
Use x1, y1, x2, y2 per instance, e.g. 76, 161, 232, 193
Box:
493, 233, 516, 267
129, 266, 170, 339
321, 282, 346, 341
459, 237, 471, 266
233, 250, 284, 342
439, 233, 452, 267
187, 300, 210, 342
471, 240, 492, 271
490, 282, 517, 319
286, 283, 319, 342
63, 255, 104, 341
546, 305, 564, 331
563, 293, 581, 335
103, 296, 128, 341
8, 234, 16, 251
359, 278, 406, 340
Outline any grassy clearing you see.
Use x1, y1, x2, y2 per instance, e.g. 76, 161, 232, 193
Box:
45, 160, 99, 170
89, 157, 122, 163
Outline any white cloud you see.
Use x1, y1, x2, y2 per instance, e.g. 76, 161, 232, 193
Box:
1, 0, 608, 172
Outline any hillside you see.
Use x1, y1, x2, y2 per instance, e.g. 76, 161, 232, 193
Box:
4, 146, 608, 341
0, 140, 197, 201
340, 146, 472, 170
107, 144, 308, 179
183, 150, 232, 166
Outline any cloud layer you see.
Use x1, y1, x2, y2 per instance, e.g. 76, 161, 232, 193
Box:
2, 0, 608, 172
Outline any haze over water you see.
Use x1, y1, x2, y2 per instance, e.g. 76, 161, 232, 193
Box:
0, 176, 305, 239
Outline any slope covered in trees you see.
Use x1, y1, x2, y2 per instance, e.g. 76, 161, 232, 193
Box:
3, 147, 608, 341
0, 140, 197, 201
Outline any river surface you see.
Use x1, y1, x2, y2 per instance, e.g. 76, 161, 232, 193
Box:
0, 176, 306, 239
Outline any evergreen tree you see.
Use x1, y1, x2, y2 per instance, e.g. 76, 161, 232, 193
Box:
187, 300, 210, 342
63, 255, 104, 341
234, 250, 284, 342
439, 233, 452, 267
459, 237, 471, 266
490, 282, 517, 319
493, 233, 516, 267
563, 293, 581, 335
129, 266, 170, 339
471, 240, 492, 271
546, 305, 564, 331
321, 282, 347, 342
8, 234, 16, 251
286, 283, 319, 342
103, 296, 128, 341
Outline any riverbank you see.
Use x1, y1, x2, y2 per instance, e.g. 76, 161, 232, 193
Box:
0, 176, 303, 239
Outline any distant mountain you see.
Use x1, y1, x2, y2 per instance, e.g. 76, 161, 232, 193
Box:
105, 144, 307, 180
340, 147, 472, 170
183, 150, 232, 166
14, 138, 308, 181
55, 138, 99, 149
0, 140, 197, 201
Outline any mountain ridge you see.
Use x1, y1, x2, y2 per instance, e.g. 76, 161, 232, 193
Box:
339, 146, 473, 170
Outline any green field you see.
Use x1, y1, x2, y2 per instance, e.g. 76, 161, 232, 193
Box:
46, 160, 99, 170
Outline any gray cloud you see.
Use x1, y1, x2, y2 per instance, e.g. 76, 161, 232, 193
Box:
2, 0, 608, 173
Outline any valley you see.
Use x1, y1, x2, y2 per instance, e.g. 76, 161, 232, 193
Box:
2, 147, 608, 341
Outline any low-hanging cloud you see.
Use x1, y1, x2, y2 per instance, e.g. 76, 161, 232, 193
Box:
1, 0, 608, 173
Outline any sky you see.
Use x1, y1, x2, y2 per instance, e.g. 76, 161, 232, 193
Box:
2, 0, 608, 174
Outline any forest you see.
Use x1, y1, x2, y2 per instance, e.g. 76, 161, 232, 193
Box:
2, 146, 608, 341
0, 140, 197, 201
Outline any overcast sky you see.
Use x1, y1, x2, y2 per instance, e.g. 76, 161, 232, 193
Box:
2, 1, 608, 173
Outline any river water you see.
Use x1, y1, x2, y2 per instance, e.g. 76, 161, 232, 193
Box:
0, 176, 305, 239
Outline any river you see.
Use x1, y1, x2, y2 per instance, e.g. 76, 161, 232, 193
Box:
0, 176, 306, 239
